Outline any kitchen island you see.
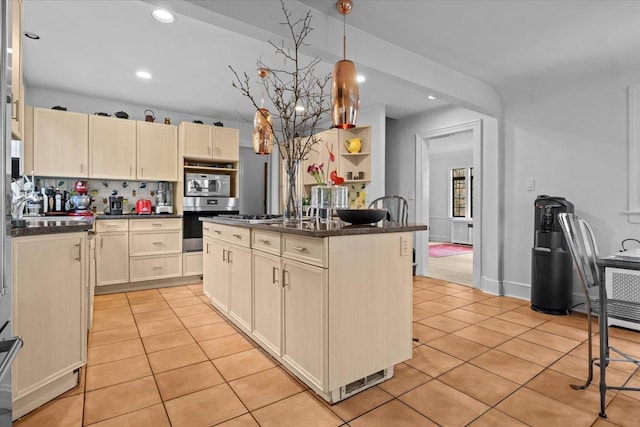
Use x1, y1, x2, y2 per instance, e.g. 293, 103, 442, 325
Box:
201, 217, 427, 403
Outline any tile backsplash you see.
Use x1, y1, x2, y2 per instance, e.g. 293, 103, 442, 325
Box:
35, 177, 172, 214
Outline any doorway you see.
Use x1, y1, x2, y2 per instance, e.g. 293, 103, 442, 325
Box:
415, 120, 482, 288
239, 147, 269, 214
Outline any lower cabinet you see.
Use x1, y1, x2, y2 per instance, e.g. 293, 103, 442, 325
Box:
211, 239, 230, 311
202, 236, 214, 298
12, 232, 87, 419
96, 232, 129, 286
252, 251, 282, 356
282, 258, 327, 391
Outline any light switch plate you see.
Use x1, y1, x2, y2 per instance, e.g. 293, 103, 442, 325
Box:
400, 236, 410, 256
526, 177, 535, 191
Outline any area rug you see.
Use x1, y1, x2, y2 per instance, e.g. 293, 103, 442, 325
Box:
429, 243, 473, 258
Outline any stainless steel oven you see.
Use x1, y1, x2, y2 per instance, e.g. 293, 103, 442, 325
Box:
182, 196, 239, 252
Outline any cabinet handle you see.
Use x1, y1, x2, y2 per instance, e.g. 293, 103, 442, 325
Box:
232, 234, 242, 239
152, 266, 163, 270
11, 97, 18, 120
283, 269, 289, 287
291, 246, 307, 252
106, 224, 119, 228
140, 167, 144, 177
152, 242, 163, 246
152, 223, 163, 227
100, 237, 103, 250
222, 249, 227, 262
75, 243, 81, 261
272, 266, 279, 284
259, 239, 271, 245
80, 163, 84, 173
228, 250, 232, 263
214, 230, 222, 234
206, 243, 210, 254
130, 166, 133, 177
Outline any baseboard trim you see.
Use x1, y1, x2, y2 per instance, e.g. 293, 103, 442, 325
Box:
501, 280, 531, 301
480, 277, 501, 295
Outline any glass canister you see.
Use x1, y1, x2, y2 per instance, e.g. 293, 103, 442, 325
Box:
310, 184, 347, 222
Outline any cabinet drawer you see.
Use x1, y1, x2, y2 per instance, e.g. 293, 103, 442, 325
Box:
129, 231, 181, 256
130, 254, 182, 282
183, 251, 203, 276
206, 223, 250, 247
129, 218, 181, 231
96, 219, 128, 233
282, 234, 327, 267
252, 230, 281, 255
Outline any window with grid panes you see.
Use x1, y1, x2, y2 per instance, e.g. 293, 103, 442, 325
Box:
452, 168, 466, 217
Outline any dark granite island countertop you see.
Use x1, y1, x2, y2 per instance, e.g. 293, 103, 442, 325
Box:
94, 213, 182, 220
200, 217, 428, 237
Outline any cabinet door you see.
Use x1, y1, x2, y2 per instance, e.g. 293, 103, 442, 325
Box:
282, 258, 327, 390
12, 233, 86, 402
211, 240, 230, 312
213, 127, 239, 161
89, 115, 136, 179
96, 232, 129, 286
10, 0, 23, 139
181, 122, 213, 159
228, 244, 252, 333
137, 121, 178, 181
203, 236, 214, 299
253, 251, 282, 355
33, 108, 88, 177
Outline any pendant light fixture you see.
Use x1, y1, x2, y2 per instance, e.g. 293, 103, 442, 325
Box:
253, 67, 273, 155
331, 0, 359, 129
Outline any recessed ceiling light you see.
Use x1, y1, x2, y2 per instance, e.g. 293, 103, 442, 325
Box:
428, 95, 436, 100
24, 32, 40, 40
294, 105, 305, 112
136, 71, 152, 79
356, 75, 366, 83
152, 9, 175, 24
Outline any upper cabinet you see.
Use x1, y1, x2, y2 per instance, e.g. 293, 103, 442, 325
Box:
137, 121, 178, 181
180, 122, 239, 162
10, 0, 23, 140
89, 115, 136, 179
26, 107, 179, 181
33, 108, 89, 177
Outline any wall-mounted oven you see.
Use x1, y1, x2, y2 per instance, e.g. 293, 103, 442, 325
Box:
182, 196, 239, 252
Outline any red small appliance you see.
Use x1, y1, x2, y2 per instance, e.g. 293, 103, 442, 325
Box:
136, 199, 152, 215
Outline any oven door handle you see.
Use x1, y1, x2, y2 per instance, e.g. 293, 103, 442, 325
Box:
0, 337, 23, 383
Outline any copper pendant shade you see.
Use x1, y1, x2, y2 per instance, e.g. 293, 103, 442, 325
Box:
253, 68, 273, 155
253, 108, 273, 155
331, 0, 359, 129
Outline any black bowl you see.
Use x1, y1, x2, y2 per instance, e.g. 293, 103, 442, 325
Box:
336, 208, 387, 224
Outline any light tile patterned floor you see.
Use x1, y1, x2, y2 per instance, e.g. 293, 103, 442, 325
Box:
14, 278, 640, 426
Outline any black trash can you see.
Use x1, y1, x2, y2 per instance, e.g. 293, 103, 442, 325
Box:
530, 195, 574, 315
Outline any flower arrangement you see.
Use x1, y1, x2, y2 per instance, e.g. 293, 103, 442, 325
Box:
307, 142, 344, 185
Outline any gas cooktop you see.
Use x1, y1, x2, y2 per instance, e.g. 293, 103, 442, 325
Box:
218, 214, 284, 224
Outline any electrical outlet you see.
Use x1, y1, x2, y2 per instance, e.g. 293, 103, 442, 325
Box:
400, 236, 410, 256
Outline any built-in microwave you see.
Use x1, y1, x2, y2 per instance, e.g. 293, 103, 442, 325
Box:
185, 173, 231, 197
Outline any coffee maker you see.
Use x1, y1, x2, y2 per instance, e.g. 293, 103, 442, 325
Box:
156, 181, 173, 214
106, 196, 123, 215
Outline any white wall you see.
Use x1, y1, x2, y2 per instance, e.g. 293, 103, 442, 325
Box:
429, 132, 473, 242
500, 65, 640, 299
386, 105, 501, 292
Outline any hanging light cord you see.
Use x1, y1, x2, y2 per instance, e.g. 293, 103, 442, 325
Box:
342, 13, 346, 60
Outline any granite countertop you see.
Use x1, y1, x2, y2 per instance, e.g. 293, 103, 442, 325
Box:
11, 218, 94, 237
94, 213, 182, 220
201, 217, 428, 237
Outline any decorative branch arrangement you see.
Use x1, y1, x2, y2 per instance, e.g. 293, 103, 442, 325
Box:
229, 0, 332, 165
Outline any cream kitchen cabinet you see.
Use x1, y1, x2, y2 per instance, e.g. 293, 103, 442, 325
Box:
95, 219, 129, 286
282, 257, 327, 391
89, 115, 136, 179
179, 122, 239, 161
252, 250, 282, 356
12, 232, 87, 419
10, 0, 23, 140
183, 251, 203, 276
137, 121, 178, 181
33, 108, 88, 177
204, 222, 252, 333
202, 235, 214, 298
128, 218, 182, 282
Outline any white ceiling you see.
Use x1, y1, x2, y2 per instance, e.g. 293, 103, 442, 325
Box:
22, 0, 640, 123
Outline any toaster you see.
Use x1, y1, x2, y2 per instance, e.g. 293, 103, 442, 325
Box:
136, 199, 152, 215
